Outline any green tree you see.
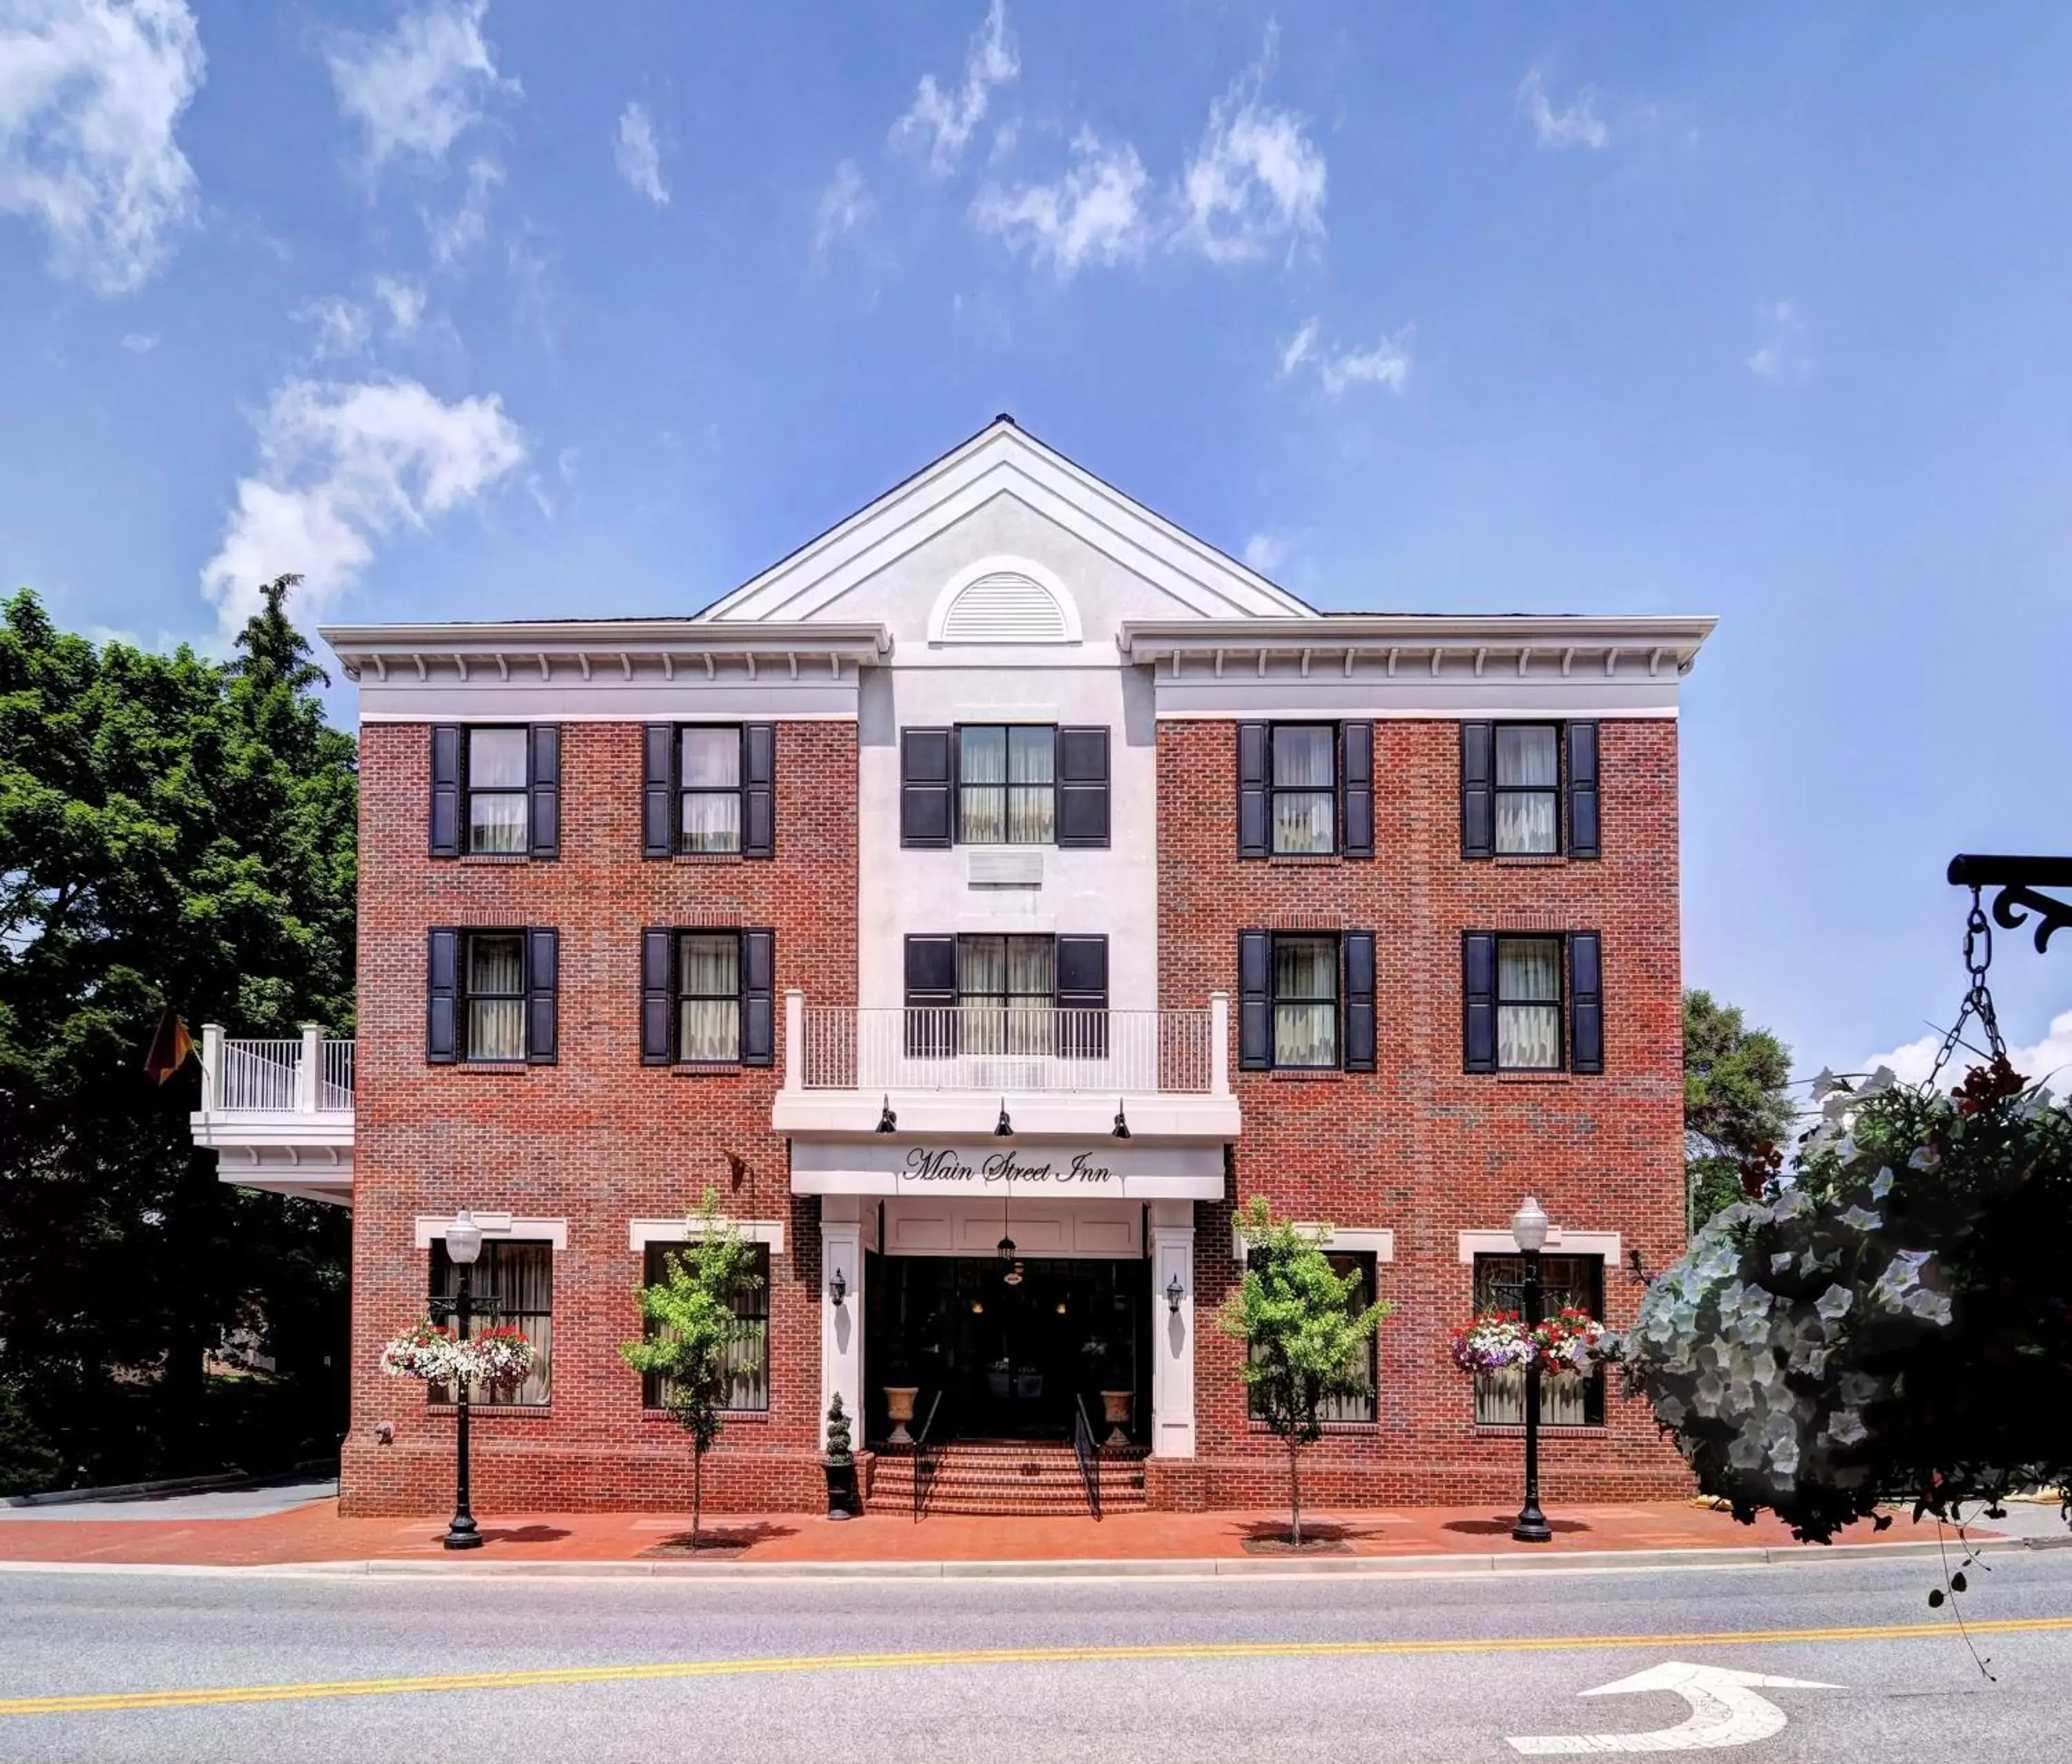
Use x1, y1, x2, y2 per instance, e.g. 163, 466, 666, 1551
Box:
1218, 1197, 1390, 1547
620, 1191, 762, 1546
1684, 988, 1795, 1235
0, 578, 356, 1493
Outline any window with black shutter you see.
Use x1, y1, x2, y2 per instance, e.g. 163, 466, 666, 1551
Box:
463, 727, 529, 854
1055, 934, 1109, 1057
1343, 931, 1376, 1073
1464, 722, 1598, 860
641, 928, 775, 1066
1238, 930, 1343, 1069
1461, 930, 1604, 1074
1056, 727, 1111, 847
903, 934, 958, 1055
430, 727, 461, 858
429, 929, 557, 1064
1566, 722, 1600, 859
900, 729, 955, 848
1341, 723, 1374, 859
528, 725, 560, 857
642, 725, 774, 857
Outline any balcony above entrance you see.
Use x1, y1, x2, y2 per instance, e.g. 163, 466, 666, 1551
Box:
771, 991, 1241, 1142
190, 1024, 354, 1207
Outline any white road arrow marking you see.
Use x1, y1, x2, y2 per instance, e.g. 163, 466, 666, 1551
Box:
1506, 1660, 1839, 1754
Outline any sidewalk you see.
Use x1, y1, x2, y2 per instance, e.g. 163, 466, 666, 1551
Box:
0, 1491, 2055, 1573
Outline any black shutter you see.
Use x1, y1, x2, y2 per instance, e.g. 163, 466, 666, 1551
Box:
741, 930, 775, 1066
1461, 722, 1493, 859
528, 725, 560, 858
1237, 723, 1269, 859
1567, 721, 1600, 860
1463, 931, 1497, 1073
1341, 722, 1374, 859
641, 929, 675, 1065
430, 726, 461, 858
904, 934, 958, 1057
525, 928, 559, 1064
1343, 931, 1376, 1073
1570, 930, 1604, 1074
900, 729, 955, 848
1056, 934, 1109, 1059
1238, 930, 1272, 1069
1056, 727, 1110, 848
743, 724, 776, 859
642, 725, 675, 859
427, 928, 459, 1063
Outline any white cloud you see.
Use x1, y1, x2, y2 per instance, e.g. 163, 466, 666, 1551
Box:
296, 294, 373, 361
1747, 299, 1813, 381
1241, 533, 1289, 575
119, 330, 157, 353
1278, 316, 1412, 396
0, 0, 204, 295
200, 376, 526, 633
1518, 69, 1608, 151
425, 153, 503, 269
892, 0, 1018, 177
1173, 31, 1326, 265
372, 273, 426, 335
614, 99, 668, 206
971, 130, 1149, 279
327, 0, 515, 175
1857, 1009, 2072, 1098
813, 157, 871, 255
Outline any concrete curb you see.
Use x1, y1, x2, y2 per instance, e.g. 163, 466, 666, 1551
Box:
1, 1533, 2062, 1582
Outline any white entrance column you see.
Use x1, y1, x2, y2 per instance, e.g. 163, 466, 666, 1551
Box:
818, 1196, 870, 1450
1149, 1199, 1196, 1458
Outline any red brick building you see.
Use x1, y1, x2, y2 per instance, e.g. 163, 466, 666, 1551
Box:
191, 419, 1713, 1515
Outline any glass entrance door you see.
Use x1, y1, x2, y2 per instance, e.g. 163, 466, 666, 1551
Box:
866, 1256, 1149, 1444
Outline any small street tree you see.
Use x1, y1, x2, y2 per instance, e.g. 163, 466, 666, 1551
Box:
619, 1192, 762, 1546
1218, 1197, 1390, 1548
1684, 988, 1794, 1235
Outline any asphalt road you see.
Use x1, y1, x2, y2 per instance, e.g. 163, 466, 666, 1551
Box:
1, 1551, 2068, 1762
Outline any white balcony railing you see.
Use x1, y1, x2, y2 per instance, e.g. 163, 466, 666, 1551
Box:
795, 1004, 1223, 1095
200, 1026, 356, 1114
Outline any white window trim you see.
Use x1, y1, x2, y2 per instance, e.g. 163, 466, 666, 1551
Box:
629, 1218, 785, 1255
1232, 1224, 1394, 1263
414, 1214, 567, 1249
925, 555, 1084, 645
1457, 1228, 1620, 1265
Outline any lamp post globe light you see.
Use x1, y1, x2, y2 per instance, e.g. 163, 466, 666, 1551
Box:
1509, 1196, 1553, 1544
439, 1208, 485, 1551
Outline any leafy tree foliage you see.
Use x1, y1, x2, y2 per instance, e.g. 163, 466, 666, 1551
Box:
620, 1191, 763, 1545
1218, 1197, 1390, 1546
1684, 988, 1795, 1234
0, 579, 356, 1493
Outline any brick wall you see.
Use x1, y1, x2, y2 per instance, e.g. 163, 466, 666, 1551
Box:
341, 720, 856, 1517
1159, 717, 1693, 1504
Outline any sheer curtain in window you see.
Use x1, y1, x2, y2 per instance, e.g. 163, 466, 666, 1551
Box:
1495, 726, 1559, 854
434, 1240, 552, 1406
1497, 939, 1562, 1069
467, 729, 528, 852
680, 729, 742, 852
467, 935, 525, 1060
957, 934, 1006, 1053
1272, 727, 1335, 853
959, 727, 1006, 843
1006, 934, 1054, 1053
1273, 936, 1337, 1066
1473, 1254, 1599, 1426
678, 934, 741, 1061
1006, 727, 1055, 843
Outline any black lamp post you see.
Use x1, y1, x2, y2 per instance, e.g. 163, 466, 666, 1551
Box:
434, 1208, 485, 1551
1510, 1195, 1553, 1545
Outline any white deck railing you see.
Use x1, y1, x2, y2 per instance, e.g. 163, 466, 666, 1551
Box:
201, 1026, 356, 1113
793, 1001, 1227, 1095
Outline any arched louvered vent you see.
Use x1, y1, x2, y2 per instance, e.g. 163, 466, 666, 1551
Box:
938, 571, 1071, 644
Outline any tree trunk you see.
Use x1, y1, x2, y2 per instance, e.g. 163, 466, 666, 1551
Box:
1287, 1435, 1303, 1549
692, 1441, 704, 1547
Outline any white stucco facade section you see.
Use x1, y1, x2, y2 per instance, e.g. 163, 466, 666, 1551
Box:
843, 495, 1191, 1015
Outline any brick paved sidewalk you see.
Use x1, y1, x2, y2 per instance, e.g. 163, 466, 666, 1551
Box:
0, 1496, 2016, 1571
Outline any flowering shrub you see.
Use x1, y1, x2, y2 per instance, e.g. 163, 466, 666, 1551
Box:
380, 1320, 535, 1389
1618, 1055, 2072, 1543
1449, 1306, 1608, 1376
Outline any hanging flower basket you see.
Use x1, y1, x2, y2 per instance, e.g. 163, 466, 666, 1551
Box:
380, 1320, 535, 1389
1448, 1307, 1608, 1377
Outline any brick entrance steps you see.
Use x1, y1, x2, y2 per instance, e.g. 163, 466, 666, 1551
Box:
871, 1441, 1149, 1517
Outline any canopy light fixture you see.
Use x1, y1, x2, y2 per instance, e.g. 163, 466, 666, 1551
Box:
995, 1097, 1013, 1138
876, 1095, 896, 1134
1111, 1099, 1131, 1140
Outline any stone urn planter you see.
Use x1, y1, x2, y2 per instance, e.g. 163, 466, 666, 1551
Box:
1100, 1389, 1133, 1448
883, 1385, 919, 1445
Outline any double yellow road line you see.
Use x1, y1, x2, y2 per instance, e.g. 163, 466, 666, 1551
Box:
8, 1615, 2071, 1720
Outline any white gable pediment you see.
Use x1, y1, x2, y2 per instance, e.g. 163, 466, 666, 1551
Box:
699, 420, 1313, 639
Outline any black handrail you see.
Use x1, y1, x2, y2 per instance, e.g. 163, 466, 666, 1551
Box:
910, 1390, 943, 1524
1072, 1394, 1102, 1522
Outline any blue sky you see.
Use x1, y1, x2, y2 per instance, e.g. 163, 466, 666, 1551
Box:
5, 0, 2071, 1086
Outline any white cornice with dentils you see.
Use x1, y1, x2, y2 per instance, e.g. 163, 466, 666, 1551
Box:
318, 620, 893, 722
1119, 613, 1716, 720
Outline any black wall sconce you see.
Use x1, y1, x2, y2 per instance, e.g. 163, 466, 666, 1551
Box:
1166, 1274, 1184, 1314
828, 1268, 847, 1308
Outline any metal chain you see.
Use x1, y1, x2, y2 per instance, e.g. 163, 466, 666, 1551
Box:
1928, 887, 2008, 1084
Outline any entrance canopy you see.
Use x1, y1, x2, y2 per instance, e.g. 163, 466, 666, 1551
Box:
790, 1138, 1225, 1200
